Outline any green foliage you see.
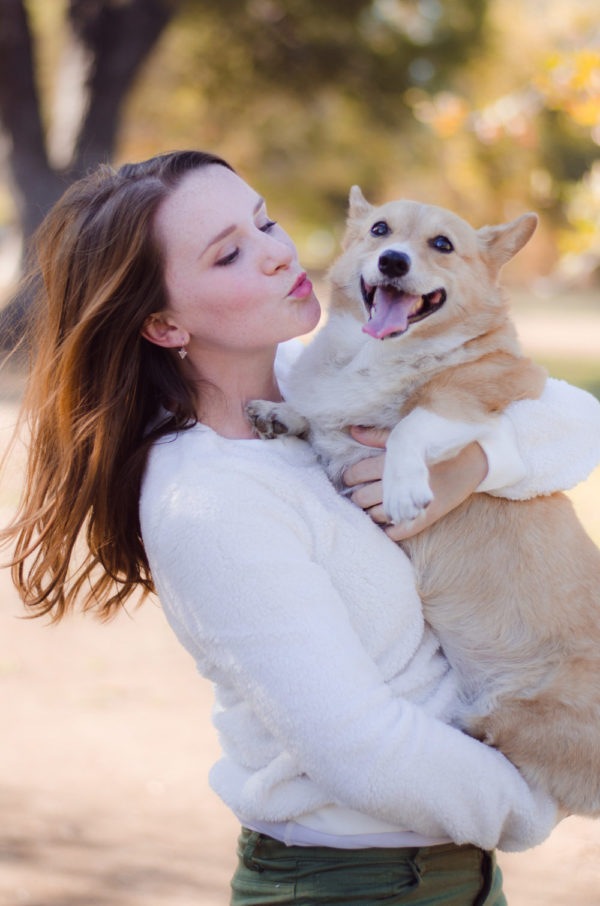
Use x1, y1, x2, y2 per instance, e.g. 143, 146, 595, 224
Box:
539, 110, 599, 190
180, 0, 488, 106
7, 0, 600, 280
121, 0, 492, 261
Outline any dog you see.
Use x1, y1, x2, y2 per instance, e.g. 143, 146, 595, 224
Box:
247, 188, 600, 815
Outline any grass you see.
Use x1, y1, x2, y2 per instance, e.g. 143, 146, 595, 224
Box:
535, 355, 600, 402
569, 465, 600, 547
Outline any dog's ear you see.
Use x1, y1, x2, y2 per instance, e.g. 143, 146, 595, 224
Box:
348, 185, 373, 219
478, 213, 538, 273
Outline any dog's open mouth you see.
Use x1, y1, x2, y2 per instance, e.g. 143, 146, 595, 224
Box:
360, 278, 446, 340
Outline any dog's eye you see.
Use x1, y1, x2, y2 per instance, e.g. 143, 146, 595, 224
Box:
429, 235, 454, 253
370, 221, 390, 237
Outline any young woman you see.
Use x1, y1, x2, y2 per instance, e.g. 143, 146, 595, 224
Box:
4, 150, 600, 905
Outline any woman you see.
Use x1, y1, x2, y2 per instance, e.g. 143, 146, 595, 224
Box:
4, 150, 600, 905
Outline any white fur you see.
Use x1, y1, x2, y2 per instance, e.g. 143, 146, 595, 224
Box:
384, 409, 487, 522
248, 196, 600, 815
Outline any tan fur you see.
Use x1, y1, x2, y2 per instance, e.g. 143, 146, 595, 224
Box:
248, 193, 600, 814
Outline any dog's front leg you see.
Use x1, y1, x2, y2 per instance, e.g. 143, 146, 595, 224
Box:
383, 408, 489, 523
246, 400, 310, 440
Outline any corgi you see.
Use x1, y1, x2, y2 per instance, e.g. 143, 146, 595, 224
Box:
247, 189, 600, 815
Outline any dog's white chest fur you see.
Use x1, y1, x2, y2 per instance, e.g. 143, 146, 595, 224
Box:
247, 193, 600, 815
281, 311, 473, 491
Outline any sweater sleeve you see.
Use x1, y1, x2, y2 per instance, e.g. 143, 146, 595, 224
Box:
143, 461, 556, 853
477, 378, 600, 498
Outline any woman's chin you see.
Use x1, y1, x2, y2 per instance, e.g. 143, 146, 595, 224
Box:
295, 292, 322, 334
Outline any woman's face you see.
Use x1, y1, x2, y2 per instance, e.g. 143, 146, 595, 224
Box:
149, 166, 321, 358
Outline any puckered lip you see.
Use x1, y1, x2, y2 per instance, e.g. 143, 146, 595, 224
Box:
360, 276, 447, 337
287, 272, 312, 298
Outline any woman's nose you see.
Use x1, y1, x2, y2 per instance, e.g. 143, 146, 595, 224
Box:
262, 234, 295, 273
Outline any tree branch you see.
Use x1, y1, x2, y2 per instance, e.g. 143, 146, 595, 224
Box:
67, 0, 178, 175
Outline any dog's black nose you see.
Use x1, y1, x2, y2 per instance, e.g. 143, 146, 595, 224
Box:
378, 250, 410, 279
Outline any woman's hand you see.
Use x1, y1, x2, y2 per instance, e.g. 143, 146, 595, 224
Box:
343, 426, 489, 541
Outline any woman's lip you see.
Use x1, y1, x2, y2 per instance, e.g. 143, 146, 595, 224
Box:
288, 273, 313, 299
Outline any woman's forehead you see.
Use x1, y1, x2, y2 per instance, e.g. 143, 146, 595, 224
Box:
154, 167, 260, 246
172, 167, 256, 216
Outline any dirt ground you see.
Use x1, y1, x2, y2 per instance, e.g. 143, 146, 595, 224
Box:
2, 307, 600, 906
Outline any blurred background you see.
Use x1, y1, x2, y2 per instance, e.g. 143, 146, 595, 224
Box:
0, 0, 599, 390
1, 0, 599, 265
1, 2, 599, 904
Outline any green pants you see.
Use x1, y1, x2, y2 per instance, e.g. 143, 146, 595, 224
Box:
230, 828, 508, 905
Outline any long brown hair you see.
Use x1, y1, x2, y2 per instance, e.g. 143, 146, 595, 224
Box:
2, 150, 234, 621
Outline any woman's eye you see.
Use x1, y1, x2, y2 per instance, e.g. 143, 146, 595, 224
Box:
215, 249, 239, 266
215, 220, 278, 265
429, 235, 454, 253
370, 221, 390, 237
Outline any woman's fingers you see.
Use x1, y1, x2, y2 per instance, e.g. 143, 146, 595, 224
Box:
344, 459, 385, 492
349, 425, 390, 448
349, 480, 385, 512
345, 442, 489, 540
384, 511, 433, 541
343, 427, 391, 486
364, 503, 390, 525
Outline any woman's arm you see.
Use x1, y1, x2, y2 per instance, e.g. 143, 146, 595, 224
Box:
482, 377, 600, 499
343, 433, 487, 541
142, 459, 556, 852
344, 378, 600, 540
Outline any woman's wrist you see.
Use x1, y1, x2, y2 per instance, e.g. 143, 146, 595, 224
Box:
343, 427, 489, 541
384, 442, 488, 541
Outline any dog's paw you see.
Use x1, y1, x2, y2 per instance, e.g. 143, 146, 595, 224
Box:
246, 401, 290, 439
383, 459, 433, 524
384, 481, 434, 524
246, 400, 308, 440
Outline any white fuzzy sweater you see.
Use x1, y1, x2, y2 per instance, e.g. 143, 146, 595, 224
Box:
139, 368, 600, 853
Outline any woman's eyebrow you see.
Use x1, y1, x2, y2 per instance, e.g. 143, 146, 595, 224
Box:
201, 196, 266, 256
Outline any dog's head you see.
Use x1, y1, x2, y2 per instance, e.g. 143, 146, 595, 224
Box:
329, 188, 538, 342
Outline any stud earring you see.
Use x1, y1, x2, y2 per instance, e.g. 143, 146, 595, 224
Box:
177, 347, 188, 360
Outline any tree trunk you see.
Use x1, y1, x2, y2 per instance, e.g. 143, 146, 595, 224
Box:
0, 0, 177, 351
0, 0, 65, 350
0, 0, 65, 239
67, 0, 177, 177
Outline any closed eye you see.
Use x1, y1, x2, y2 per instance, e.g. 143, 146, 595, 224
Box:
215, 221, 278, 265
215, 248, 239, 266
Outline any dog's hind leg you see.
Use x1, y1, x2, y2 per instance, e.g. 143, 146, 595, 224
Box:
468, 696, 600, 817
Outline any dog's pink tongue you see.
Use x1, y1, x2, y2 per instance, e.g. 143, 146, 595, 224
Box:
362, 287, 421, 339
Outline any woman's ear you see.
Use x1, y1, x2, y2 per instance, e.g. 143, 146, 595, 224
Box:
141, 313, 189, 350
